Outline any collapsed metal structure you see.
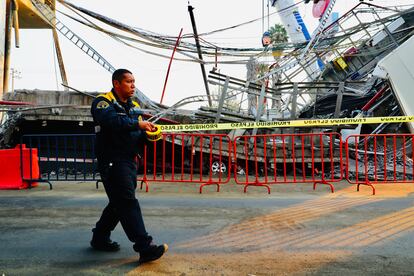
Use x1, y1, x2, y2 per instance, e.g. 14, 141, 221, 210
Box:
1, 1, 414, 180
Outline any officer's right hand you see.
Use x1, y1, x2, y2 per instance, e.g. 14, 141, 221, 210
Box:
139, 121, 157, 132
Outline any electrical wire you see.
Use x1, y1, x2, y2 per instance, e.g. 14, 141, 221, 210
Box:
52, 0, 414, 76
196, 0, 305, 37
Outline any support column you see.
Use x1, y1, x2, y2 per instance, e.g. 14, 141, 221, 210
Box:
52, 28, 69, 90
289, 82, 298, 135
1, 0, 8, 97
252, 83, 267, 137
290, 83, 298, 120
50, 0, 68, 91
333, 82, 344, 133
3, 0, 12, 94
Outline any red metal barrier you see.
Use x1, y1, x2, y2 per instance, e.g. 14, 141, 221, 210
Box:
233, 133, 343, 194
138, 133, 232, 193
346, 134, 414, 195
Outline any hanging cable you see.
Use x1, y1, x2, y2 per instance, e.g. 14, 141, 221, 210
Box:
196, 0, 305, 37
53, 0, 413, 69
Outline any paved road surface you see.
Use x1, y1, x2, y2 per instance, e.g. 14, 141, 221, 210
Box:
0, 181, 414, 275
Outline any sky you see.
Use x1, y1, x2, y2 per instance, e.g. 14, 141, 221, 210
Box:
7, 0, 414, 108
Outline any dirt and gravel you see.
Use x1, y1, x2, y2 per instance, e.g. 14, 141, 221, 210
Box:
0, 180, 414, 275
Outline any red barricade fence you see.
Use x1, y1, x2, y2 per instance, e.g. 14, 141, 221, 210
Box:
18, 132, 414, 196
138, 133, 232, 193
346, 134, 414, 195
233, 133, 343, 194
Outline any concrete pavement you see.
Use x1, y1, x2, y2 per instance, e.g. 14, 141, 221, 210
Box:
0, 181, 414, 275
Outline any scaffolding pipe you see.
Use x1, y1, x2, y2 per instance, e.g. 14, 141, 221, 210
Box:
0, 0, 6, 99
188, 5, 212, 107
160, 28, 183, 104
52, 29, 69, 90
51, 0, 68, 90
361, 85, 388, 111
0, 100, 33, 105
12, 0, 19, 48
3, 0, 12, 93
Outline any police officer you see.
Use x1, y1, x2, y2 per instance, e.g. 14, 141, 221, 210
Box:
90, 69, 167, 263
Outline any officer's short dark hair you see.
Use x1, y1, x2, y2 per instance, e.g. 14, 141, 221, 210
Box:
112, 69, 132, 85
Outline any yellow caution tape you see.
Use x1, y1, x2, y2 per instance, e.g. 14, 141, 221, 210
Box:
146, 125, 162, 142
159, 116, 414, 133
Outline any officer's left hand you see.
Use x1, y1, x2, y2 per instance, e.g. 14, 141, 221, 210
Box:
139, 121, 157, 132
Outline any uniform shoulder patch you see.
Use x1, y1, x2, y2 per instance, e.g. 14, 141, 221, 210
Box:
96, 100, 110, 109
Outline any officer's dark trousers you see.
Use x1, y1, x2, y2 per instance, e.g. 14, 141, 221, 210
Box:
93, 159, 152, 251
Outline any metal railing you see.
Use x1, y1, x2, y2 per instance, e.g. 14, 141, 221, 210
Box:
139, 133, 232, 193
233, 133, 343, 194
20, 134, 98, 189
19, 132, 414, 196
346, 134, 414, 195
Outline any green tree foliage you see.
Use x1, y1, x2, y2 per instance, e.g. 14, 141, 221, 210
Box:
268, 23, 289, 50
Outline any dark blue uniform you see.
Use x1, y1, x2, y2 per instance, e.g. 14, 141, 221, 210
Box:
91, 90, 152, 251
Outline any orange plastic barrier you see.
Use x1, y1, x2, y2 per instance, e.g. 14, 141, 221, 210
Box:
0, 145, 39, 189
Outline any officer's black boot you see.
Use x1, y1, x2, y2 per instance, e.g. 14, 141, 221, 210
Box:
135, 243, 168, 264
90, 228, 120, 252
